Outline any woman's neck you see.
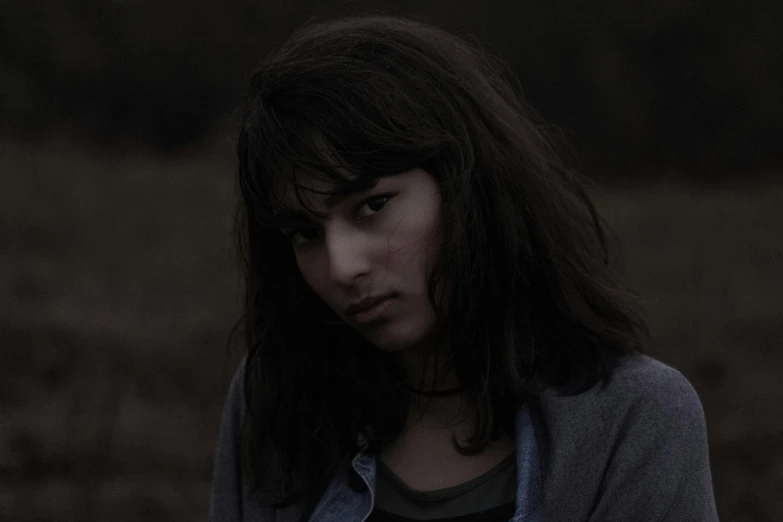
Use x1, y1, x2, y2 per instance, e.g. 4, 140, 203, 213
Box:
395, 342, 473, 428
406, 392, 472, 431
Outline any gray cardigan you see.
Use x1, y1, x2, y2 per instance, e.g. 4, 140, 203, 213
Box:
209, 354, 719, 521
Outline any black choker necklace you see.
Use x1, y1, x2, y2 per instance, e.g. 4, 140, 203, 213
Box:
403, 385, 466, 397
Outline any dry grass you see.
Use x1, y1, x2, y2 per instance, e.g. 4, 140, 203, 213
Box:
1, 137, 781, 521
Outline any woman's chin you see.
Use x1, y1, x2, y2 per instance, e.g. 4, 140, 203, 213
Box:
353, 310, 435, 353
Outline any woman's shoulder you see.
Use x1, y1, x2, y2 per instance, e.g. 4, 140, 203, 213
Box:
539, 353, 705, 425
534, 352, 710, 471
224, 356, 247, 410
533, 354, 717, 521
606, 352, 698, 399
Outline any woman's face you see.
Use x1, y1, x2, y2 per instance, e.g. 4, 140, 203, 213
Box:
276, 168, 441, 352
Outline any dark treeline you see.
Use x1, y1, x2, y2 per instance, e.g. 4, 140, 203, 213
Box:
1, 0, 780, 178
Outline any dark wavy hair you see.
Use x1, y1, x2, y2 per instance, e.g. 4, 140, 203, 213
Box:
233, 14, 649, 508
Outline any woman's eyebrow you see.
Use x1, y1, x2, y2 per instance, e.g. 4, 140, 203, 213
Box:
274, 185, 374, 222
320, 183, 376, 210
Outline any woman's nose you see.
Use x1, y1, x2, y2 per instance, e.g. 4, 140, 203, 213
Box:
323, 227, 372, 286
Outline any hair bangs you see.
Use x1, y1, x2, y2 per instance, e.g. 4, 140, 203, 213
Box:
239, 56, 449, 230
242, 131, 391, 229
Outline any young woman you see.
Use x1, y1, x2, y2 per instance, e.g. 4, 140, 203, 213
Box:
209, 15, 718, 522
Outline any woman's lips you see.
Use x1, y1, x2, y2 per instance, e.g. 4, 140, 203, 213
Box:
348, 295, 396, 323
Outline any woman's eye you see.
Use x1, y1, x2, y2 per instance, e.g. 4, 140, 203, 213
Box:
283, 227, 320, 246
356, 194, 394, 218
281, 193, 395, 246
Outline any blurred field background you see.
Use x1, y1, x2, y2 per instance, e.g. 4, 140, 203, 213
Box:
1, 1, 781, 521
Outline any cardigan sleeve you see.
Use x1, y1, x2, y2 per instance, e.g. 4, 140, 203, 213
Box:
206, 360, 313, 522
208, 362, 248, 522
587, 365, 719, 522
